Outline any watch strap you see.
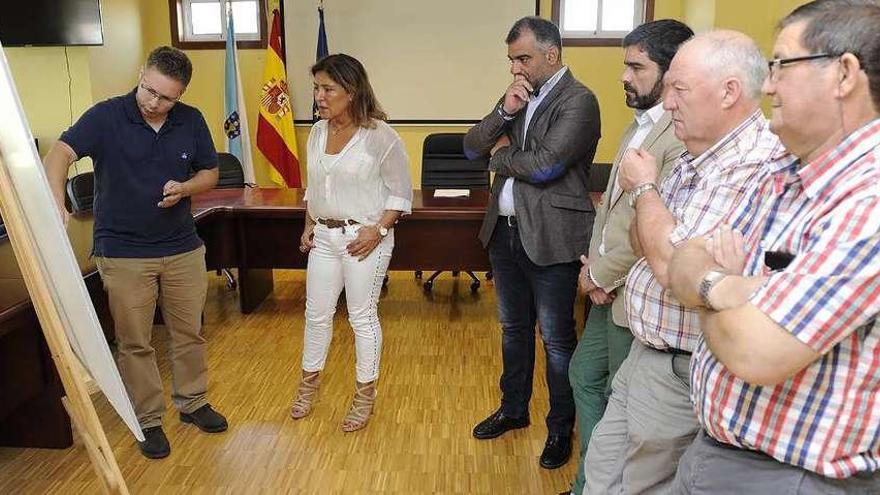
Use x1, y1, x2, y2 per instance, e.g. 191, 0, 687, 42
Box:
698, 270, 727, 311
629, 182, 657, 207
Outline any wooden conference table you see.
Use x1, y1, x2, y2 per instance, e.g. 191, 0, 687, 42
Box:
0, 188, 489, 449
194, 188, 491, 313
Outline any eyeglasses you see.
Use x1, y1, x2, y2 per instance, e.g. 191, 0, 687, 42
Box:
767, 53, 836, 81
139, 82, 180, 105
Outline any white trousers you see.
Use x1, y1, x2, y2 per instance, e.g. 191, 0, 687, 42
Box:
301, 223, 393, 383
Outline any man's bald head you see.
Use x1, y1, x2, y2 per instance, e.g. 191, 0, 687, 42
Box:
662, 30, 767, 155
677, 30, 768, 101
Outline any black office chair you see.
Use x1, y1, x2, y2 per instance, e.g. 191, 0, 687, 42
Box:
417, 133, 490, 293
216, 152, 248, 188
65, 171, 95, 213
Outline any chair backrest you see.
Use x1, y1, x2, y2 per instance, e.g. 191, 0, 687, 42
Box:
216, 152, 246, 189
420, 133, 489, 189
66, 171, 95, 213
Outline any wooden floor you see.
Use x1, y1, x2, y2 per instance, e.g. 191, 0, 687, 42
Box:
0, 270, 582, 494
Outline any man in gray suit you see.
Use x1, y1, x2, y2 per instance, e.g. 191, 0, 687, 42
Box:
464, 16, 600, 470
566, 19, 692, 495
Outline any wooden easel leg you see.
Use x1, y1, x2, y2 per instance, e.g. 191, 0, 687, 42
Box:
52, 355, 130, 494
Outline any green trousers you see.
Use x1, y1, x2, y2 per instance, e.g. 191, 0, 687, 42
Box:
568, 303, 634, 495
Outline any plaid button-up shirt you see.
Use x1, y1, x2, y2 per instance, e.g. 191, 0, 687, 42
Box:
692, 118, 880, 478
625, 111, 783, 352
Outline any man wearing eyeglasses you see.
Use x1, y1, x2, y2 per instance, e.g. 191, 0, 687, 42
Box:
666, 1, 880, 492
43, 45, 226, 460
581, 30, 786, 494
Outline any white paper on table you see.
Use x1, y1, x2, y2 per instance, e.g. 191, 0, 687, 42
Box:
432, 189, 470, 198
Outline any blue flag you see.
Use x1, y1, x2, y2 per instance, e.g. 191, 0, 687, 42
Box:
224, 8, 255, 182
313, 5, 329, 121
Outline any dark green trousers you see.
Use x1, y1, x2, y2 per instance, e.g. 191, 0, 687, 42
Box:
568, 303, 634, 495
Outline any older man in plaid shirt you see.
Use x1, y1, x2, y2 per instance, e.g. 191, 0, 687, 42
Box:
581, 30, 785, 494
668, 1, 880, 493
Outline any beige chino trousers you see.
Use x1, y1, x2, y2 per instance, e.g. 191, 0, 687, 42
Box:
96, 245, 209, 428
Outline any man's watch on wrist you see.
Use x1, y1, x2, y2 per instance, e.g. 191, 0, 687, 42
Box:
375, 224, 389, 237
698, 269, 727, 311
628, 182, 657, 207
496, 104, 515, 121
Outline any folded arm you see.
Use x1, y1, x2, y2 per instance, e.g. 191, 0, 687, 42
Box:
489, 93, 600, 184
463, 101, 511, 161
668, 237, 819, 386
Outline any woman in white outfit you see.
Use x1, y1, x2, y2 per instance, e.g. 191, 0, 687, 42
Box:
290, 54, 412, 432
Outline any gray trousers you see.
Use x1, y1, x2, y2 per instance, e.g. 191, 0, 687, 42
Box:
672, 430, 880, 494
582, 339, 699, 495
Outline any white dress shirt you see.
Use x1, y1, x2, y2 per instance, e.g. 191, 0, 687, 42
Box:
604, 101, 667, 213
305, 119, 413, 225
497, 66, 569, 217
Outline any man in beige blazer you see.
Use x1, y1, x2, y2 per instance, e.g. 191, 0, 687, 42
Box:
564, 19, 692, 495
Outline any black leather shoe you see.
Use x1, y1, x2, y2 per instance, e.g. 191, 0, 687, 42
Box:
472, 408, 529, 439
180, 404, 228, 433
540, 434, 572, 469
138, 426, 170, 459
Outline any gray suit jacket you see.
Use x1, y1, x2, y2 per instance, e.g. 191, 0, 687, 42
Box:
464, 70, 601, 266
587, 111, 684, 326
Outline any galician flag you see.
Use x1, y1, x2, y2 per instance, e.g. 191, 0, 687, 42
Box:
256, 8, 301, 188
224, 6, 256, 184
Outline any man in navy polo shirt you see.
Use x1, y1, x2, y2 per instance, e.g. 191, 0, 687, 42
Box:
43, 46, 227, 459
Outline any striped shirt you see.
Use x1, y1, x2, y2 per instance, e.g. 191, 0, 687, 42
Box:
692, 118, 880, 478
625, 111, 783, 351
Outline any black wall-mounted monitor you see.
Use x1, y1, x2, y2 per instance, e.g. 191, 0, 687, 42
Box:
0, 0, 104, 47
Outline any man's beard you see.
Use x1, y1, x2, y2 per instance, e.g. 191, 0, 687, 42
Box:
624, 77, 663, 110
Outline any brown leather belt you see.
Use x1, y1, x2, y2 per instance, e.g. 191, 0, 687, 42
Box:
316, 218, 360, 229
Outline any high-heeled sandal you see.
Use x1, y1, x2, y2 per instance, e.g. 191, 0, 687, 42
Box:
341, 381, 376, 432
290, 371, 321, 419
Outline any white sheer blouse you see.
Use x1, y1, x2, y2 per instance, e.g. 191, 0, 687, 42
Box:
304, 119, 413, 225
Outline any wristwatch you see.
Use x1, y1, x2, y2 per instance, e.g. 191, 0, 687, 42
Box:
628, 182, 657, 207
698, 269, 727, 311
496, 103, 515, 121
375, 224, 389, 237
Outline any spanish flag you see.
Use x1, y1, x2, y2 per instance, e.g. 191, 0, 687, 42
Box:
256, 8, 301, 188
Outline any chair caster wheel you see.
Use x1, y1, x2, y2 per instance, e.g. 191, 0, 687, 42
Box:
486, 271, 493, 281
415, 270, 422, 279
423, 280, 433, 292
470, 281, 480, 293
